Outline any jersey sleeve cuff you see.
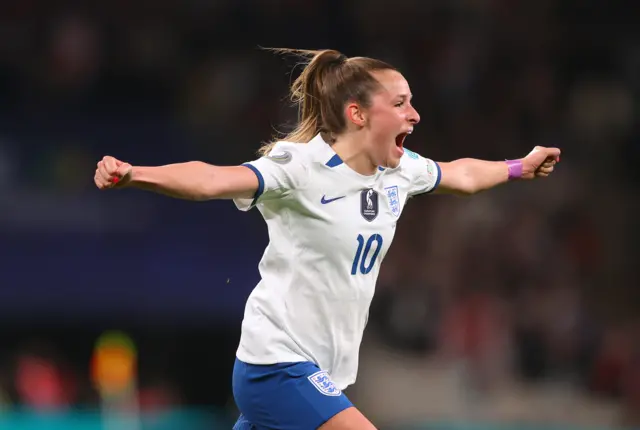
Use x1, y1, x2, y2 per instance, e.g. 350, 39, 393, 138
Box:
424, 161, 442, 194
233, 163, 265, 211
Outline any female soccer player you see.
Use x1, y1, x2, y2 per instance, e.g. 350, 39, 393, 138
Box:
94, 49, 560, 429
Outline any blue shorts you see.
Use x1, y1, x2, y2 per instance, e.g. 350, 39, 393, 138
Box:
232, 358, 353, 430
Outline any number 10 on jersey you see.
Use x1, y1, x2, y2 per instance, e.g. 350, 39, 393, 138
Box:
351, 234, 383, 275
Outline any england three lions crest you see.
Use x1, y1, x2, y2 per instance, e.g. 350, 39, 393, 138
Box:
308, 370, 342, 396
385, 186, 400, 217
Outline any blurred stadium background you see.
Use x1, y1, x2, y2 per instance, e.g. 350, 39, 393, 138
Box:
0, 0, 639, 429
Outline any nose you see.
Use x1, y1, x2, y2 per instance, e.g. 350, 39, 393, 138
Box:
408, 105, 420, 125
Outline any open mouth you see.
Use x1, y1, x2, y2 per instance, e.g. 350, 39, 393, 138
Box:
395, 133, 407, 148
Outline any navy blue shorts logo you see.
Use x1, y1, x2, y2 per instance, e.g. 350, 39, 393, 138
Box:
360, 189, 379, 222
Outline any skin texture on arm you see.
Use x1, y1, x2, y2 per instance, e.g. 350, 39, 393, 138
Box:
95, 156, 259, 201
435, 146, 561, 195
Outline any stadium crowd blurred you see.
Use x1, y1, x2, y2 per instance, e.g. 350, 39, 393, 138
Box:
0, 0, 638, 427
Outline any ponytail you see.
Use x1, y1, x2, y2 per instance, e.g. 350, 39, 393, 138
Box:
259, 49, 345, 155
258, 48, 395, 156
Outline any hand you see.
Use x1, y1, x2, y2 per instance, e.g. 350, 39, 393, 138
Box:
521, 146, 561, 179
95, 156, 133, 189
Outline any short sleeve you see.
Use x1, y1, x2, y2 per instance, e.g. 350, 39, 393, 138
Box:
402, 148, 442, 196
233, 142, 309, 211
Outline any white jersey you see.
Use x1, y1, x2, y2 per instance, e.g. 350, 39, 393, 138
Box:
233, 134, 441, 389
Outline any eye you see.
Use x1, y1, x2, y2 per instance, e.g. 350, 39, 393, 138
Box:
395, 101, 405, 107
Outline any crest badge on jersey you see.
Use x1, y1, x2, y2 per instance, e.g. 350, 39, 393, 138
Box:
385, 185, 400, 217
308, 370, 342, 396
360, 188, 379, 222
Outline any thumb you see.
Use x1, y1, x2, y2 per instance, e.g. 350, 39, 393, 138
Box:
546, 147, 561, 161
111, 163, 132, 184
529, 146, 561, 162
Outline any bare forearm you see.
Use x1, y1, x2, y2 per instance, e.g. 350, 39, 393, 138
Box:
436, 146, 561, 196
128, 162, 257, 201
460, 158, 510, 193
438, 158, 511, 195
128, 162, 218, 200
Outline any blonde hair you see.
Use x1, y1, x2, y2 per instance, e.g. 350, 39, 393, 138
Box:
259, 48, 396, 156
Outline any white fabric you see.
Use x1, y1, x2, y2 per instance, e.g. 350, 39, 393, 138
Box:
233, 134, 440, 389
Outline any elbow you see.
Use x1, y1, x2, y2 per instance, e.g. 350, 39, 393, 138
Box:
455, 160, 490, 196
439, 185, 475, 197
193, 163, 257, 201
443, 159, 479, 196
453, 173, 479, 196
454, 188, 476, 197
185, 189, 213, 202
189, 162, 223, 201
450, 187, 476, 197
462, 182, 490, 196
191, 193, 213, 202
196, 163, 244, 200
462, 179, 483, 196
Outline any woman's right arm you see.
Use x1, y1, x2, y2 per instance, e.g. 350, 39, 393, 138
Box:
95, 156, 258, 201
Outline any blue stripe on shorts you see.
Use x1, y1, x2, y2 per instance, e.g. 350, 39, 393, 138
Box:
232, 358, 353, 430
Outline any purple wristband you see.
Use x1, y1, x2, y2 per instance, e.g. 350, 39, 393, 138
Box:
506, 159, 523, 180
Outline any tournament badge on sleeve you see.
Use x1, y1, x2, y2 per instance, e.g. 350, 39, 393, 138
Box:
360, 188, 379, 222
266, 150, 292, 164
308, 370, 342, 396
385, 185, 400, 217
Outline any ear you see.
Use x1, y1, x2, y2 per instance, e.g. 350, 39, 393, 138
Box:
345, 102, 366, 127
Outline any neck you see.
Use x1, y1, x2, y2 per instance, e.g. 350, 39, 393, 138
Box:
330, 133, 377, 176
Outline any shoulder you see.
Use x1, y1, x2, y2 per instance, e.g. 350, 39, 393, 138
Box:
265, 140, 313, 162
382, 147, 431, 176
382, 147, 441, 191
398, 147, 438, 172
400, 147, 425, 164
252, 141, 312, 189
395, 147, 441, 195
255, 141, 312, 176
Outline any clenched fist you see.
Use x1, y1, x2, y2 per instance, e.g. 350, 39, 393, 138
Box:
95, 156, 133, 189
521, 146, 561, 179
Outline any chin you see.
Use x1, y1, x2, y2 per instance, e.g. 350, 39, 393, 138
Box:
375, 140, 405, 169
388, 159, 401, 169
381, 154, 402, 169
385, 137, 406, 168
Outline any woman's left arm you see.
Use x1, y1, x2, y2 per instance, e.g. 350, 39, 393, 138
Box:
435, 146, 561, 196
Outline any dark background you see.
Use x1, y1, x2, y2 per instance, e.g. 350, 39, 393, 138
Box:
0, 0, 638, 428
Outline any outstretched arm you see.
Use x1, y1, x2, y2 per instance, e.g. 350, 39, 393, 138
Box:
435, 146, 561, 196
94, 156, 258, 201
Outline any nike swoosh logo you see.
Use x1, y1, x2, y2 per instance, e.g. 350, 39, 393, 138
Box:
321, 195, 346, 204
